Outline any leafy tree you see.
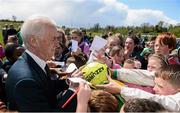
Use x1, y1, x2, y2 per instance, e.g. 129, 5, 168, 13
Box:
93, 23, 100, 32
12, 15, 17, 22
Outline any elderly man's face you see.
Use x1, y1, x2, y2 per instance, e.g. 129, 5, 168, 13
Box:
35, 25, 59, 61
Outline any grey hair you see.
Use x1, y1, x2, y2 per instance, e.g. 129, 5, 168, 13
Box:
20, 15, 56, 49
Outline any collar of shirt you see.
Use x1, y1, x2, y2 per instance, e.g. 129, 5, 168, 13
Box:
25, 50, 46, 73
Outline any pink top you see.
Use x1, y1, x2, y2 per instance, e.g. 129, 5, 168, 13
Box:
0, 44, 5, 59
112, 63, 121, 69
125, 82, 155, 94
113, 68, 155, 94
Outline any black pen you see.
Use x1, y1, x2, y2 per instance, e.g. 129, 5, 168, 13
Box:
104, 52, 111, 59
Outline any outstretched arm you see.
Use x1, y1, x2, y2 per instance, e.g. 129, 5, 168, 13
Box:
112, 68, 155, 86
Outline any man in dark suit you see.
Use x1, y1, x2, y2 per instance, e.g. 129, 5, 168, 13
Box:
2, 24, 9, 45
5, 15, 70, 112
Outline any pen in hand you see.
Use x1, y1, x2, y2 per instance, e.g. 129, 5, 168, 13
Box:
61, 87, 79, 109
104, 52, 111, 59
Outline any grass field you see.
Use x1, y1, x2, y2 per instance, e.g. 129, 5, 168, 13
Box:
0, 31, 3, 46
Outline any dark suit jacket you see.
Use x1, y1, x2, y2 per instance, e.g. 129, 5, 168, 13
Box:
5, 52, 69, 112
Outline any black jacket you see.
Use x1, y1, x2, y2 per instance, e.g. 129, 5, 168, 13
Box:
5, 52, 69, 112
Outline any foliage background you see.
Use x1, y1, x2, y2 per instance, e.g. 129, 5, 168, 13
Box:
1, 20, 180, 46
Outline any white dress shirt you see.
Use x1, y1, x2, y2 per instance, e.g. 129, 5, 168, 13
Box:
121, 87, 180, 112
25, 50, 46, 73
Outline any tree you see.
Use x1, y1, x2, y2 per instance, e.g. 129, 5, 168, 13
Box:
62, 26, 66, 29
12, 15, 17, 21
155, 21, 165, 33
141, 23, 150, 33
93, 23, 100, 31
105, 25, 115, 32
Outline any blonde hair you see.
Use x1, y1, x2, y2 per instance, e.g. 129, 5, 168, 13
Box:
109, 46, 124, 57
124, 59, 135, 65
70, 29, 83, 37
148, 53, 168, 67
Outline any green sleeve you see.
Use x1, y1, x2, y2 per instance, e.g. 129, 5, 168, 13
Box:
112, 69, 118, 79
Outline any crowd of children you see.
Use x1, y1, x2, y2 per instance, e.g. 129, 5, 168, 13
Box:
0, 15, 180, 112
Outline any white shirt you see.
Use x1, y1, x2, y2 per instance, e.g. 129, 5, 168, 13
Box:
115, 68, 155, 86
121, 87, 180, 112
25, 50, 46, 73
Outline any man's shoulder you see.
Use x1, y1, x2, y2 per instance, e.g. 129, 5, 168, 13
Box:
5, 59, 34, 91
7, 57, 32, 80
10, 56, 28, 70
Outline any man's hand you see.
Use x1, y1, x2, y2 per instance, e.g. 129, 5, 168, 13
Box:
71, 47, 82, 56
50, 68, 72, 79
92, 49, 113, 68
46, 60, 58, 68
71, 69, 84, 77
0, 101, 7, 112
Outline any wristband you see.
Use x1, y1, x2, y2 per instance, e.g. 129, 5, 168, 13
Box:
112, 70, 118, 79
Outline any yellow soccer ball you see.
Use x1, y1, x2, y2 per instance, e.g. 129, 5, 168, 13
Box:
82, 61, 109, 85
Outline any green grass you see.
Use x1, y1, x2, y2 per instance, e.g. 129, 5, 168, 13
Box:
0, 31, 3, 46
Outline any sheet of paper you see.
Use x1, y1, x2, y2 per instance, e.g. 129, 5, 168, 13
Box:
90, 36, 107, 51
71, 39, 78, 52
87, 50, 97, 63
52, 61, 65, 67
68, 77, 86, 83
66, 63, 77, 73
68, 77, 96, 89
68, 77, 92, 86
